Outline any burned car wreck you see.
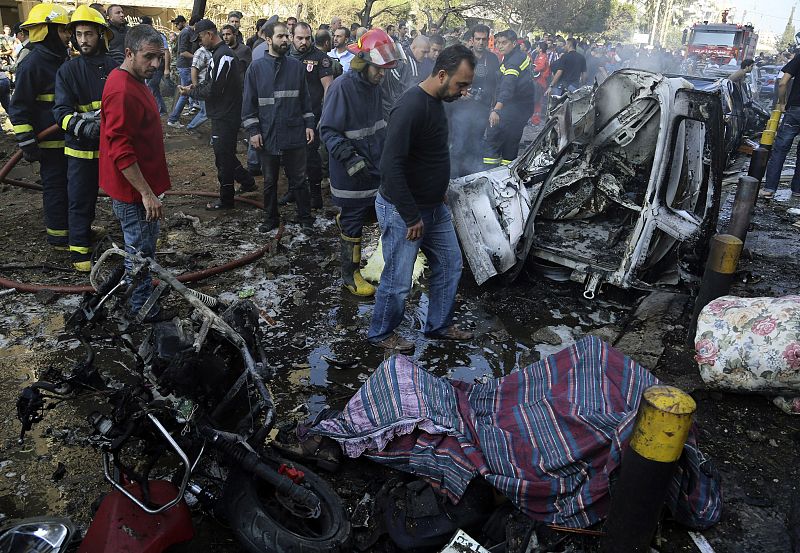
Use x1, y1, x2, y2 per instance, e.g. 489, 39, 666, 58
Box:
449, 70, 725, 298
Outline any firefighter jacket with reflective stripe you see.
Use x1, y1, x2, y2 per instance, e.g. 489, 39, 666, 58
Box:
190, 41, 241, 121
53, 53, 117, 159
496, 47, 535, 107
241, 53, 314, 155
320, 69, 385, 207
8, 44, 67, 149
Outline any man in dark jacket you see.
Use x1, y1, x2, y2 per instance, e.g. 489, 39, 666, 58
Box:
53, 6, 118, 272
179, 19, 254, 210
320, 27, 400, 297
9, 3, 71, 250
282, 21, 333, 209
105, 4, 127, 60
242, 21, 315, 232
484, 29, 535, 168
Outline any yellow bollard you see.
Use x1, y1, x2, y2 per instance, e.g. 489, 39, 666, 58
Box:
600, 386, 697, 553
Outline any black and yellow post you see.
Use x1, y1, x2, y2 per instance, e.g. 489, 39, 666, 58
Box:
687, 234, 743, 342
759, 109, 782, 150
600, 385, 696, 553
727, 176, 759, 242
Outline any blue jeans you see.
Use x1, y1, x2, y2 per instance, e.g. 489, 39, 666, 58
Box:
186, 100, 207, 129
764, 106, 800, 193
368, 194, 462, 342
111, 199, 160, 317
167, 67, 193, 123
146, 70, 167, 114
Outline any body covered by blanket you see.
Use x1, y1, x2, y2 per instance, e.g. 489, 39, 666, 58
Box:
308, 336, 722, 529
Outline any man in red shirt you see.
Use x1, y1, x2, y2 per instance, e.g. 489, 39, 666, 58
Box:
100, 24, 171, 321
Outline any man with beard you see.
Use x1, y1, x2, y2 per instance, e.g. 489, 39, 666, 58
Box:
101, 24, 172, 322
320, 28, 401, 297
448, 24, 498, 177
280, 22, 333, 209
330, 27, 354, 72
368, 45, 475, 352
227, 11, 244, 45
242, 21, 315, 232
9, 4, 71, 251
52, 6, 118, 272
484, 29, 535, 168
178, 19, 254, 209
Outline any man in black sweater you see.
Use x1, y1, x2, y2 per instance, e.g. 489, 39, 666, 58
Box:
178, 19, 254, 209
367, 45, 476, 353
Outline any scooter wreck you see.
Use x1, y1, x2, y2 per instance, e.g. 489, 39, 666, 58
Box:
448, 69, 725, 298
8, 248, 350, 553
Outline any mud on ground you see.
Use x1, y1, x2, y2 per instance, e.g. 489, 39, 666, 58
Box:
1, 119, 799, 553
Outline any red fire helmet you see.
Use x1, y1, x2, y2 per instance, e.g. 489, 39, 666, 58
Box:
347, 28, 405, 68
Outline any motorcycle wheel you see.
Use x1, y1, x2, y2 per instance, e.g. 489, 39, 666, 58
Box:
221, 460, 351, 553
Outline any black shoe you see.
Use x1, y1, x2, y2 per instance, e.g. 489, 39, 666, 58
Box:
128, 306, 177, 324
237, 183, 258, 194
247, 166, 262, 177
278, 191, 295, 206
259, 222, 279, 233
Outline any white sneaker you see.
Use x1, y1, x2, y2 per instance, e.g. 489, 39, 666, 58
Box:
167, 120, 184, 128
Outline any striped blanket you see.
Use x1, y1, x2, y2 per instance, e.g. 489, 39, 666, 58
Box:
310, 336, 722, 529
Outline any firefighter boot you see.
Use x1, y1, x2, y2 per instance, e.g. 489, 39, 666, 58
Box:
340, 235, 375, 297
310, 181, 323, 209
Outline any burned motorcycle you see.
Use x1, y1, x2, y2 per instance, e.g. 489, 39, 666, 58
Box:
14, 247, 350, 553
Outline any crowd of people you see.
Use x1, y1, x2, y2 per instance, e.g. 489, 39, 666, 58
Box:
5, 3, 788, 351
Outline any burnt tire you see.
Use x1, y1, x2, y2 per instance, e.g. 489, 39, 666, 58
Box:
221, 461, 350, 553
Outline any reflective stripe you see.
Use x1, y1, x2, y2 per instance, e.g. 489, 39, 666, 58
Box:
257, 97, 275, 106
273, 89, 299, 98
330, 184, 378, 199
243, 117, 259, 127
47, 228, 68, 236
35, 93, 55, 102
13, 124, 33, 133
61, 113, 75, 131
65, 147, 100, 159
503, 68, 520, 76
40, 140, 65, 149
344, 119, 387, 140
69, 245, 91, 254
303, 112, 314, 119
18, 138, 36, 147
483, 157, 501, 165
519, 57, 530, 71
77, 100, 102, 112
500, 159, 513, 165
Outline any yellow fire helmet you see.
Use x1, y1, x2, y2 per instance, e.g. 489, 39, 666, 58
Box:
68, 5, 113, 44
21, 3, 70, 43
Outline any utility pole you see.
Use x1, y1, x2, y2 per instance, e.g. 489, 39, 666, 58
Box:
649, 0, 662, 47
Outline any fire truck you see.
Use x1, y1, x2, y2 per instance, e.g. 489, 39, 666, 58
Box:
686, 22, 758, 64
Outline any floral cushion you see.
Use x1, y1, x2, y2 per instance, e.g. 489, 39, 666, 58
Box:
695, 295, 800, 398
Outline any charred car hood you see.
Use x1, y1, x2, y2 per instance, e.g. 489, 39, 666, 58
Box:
448, 69, 725, 297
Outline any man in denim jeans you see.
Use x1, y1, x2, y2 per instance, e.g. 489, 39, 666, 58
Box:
100, 25, 171, 321
167, 15, 198, 128
761, 54, 800, 199
367, 45, 476, 353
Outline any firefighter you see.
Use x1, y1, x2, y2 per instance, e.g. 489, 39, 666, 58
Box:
320, 28, 401, 296
242, 20, 315, 232
9, 4, 71, 250
281, 21, 334, 209
52, 5, 117, 272
483, 29, 535, 168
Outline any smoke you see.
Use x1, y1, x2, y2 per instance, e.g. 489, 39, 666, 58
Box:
446, 98, 490, 178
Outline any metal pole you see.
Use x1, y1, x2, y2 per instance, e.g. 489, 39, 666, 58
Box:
687, 234, 743, 342
727, 176, 759, 242
600, 385, 696, 553
747, 147, 769, 183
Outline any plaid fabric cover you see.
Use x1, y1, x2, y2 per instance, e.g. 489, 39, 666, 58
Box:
311, 336, 722, 529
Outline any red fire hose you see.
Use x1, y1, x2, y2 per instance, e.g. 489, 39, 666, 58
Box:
1, 125, 283, 294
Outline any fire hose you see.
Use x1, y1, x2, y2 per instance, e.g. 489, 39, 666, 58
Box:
1, 125, 283, 294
